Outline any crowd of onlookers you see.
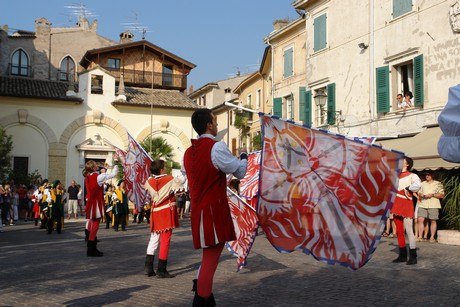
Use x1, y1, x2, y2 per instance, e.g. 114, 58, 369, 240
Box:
0, 183, 37, 231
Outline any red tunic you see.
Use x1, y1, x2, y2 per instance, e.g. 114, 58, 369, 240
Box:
391, 171, 415, 218
145, 175, 179, 233
184, 137, 236, 249
85, 172, 105, 219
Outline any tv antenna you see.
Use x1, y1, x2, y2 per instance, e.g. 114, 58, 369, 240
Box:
64, 0, 97, 25
121, 11, 151, 40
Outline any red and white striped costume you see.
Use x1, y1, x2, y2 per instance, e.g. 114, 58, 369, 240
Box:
391, 171, 421, 218
145, 174, 179, 233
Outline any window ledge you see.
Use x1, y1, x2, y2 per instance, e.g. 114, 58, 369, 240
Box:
390, 10, 416, 24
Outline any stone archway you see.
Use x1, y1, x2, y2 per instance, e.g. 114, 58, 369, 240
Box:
0, 110, 58, 143
137, 119, 191, 150
56, 111, 128, 182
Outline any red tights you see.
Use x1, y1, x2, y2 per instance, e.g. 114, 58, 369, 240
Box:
88, 219, 100, 241
394, 216, 406, 248
197, 243, 224, 298
158, 231, 172, 260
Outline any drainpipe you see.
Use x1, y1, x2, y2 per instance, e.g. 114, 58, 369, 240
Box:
369, 0, 375, 132
266, 38, 275, 115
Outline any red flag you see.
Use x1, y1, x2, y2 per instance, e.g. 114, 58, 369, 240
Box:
226, 188, 259, 272
239, 151, 261, 203
123, 133, 152, 212
258, 114, 404, 270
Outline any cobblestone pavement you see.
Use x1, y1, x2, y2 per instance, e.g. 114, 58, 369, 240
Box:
1, 217, 460, 307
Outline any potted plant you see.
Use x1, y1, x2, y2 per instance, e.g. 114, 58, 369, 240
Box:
437, 175, 460, 245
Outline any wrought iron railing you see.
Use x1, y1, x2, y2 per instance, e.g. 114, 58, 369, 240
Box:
104, 67, 187, 90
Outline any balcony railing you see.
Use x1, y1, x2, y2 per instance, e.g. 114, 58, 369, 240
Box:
104, 67, 187, 90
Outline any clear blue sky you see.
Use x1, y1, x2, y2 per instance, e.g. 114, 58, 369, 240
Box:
1, 0, 298, 90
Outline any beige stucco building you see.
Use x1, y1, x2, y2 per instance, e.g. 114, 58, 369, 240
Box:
259, 0, 460, 170
0, 17, 198, 187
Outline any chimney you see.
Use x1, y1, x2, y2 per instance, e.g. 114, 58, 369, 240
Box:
224, 88, 232, 102
273, 18, 289, 31
120, 31, 134, 43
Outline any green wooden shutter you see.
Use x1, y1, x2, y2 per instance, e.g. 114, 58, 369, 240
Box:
413, 54, 424, 107
376, 66, 390, 113
327, 83, 336, 125
305, 90, 312, 125
284, 48, 293, 78
393, 0, 412, 18
299, 87, 306, 122
314, 14, 327, 52
273, 97, 282, 117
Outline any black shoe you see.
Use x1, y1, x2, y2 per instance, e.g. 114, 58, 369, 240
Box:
157, 259, 175, 278
392, 247, 407, 263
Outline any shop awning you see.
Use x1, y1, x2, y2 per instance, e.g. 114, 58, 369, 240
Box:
376, 126, 460, 171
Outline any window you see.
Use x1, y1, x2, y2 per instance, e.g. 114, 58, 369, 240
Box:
107, 58, 120, 69
201, 95, 206, 106
283, 47, 293, 78
162, 65, 173, 87
11, 49, 29, 76
314, 14, 327, 52
393, 0, 412, 18
247, 94, 252, 108
299, 87, 312, 125
376, 54, 424, 113
256, 89, 261, 109
284, 94, 294, 120
91, 75, 103, 94
59, 56, 75, 81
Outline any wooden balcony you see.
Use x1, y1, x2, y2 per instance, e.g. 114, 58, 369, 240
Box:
104, 67, 187, 91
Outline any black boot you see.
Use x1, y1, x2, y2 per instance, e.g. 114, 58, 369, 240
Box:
392, 247, 407, 263
84, 229, 89, 241
87, 240, 103, 257
157, 259, 175, 278
192, 279, 197, 292
145, 254, 156, 277
193, 292, 216, 307
406, 248, 417, 265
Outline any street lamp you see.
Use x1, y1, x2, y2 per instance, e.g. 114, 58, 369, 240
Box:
314, 89, 327, 108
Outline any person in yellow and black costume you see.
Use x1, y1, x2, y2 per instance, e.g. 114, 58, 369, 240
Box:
104, 185, 114, 229
48, 180, 65, 234
112, 180, 129, 231
37, 180, 51, 230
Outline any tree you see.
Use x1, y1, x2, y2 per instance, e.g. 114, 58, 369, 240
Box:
0, 127, 13, 183
140, 136, 180, 173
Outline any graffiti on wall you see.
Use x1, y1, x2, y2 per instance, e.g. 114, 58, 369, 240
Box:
426, 37, 460, 80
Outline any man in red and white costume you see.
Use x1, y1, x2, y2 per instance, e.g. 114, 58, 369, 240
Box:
144, 159, 182, 278
183, 108, 248, 306
83, 159, 118, 257
391, 156, 421, 265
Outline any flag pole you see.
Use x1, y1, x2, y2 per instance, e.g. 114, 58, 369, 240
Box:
224, 101, 259, 114
227, 187, 256, 212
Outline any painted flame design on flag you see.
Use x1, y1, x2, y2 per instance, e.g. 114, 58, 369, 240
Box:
258, 115, 404, 270
226, 188, 259, 272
